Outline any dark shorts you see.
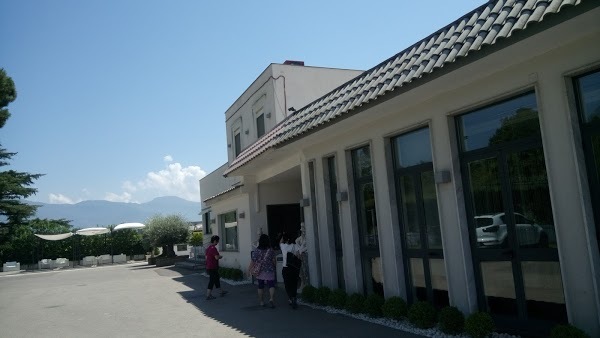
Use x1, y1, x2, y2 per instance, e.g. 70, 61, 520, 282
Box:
257, 278, 275, 289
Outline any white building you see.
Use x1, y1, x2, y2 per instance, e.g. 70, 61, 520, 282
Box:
200, 62, 363, 268
203, 1, 600, 336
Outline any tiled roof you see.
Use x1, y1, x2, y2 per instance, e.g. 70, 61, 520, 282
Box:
202, 184, 243, 202
224, 0, 583, 176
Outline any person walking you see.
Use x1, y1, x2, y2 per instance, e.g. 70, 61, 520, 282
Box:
205, 235, 228, 300
249, 234, 277, 308
280, 232, 303, 309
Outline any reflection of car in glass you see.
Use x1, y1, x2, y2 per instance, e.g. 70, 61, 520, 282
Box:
475, 213, 548, 248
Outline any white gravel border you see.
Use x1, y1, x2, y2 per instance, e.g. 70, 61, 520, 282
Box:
198, 272, 520, 338
297, 301, 520, 338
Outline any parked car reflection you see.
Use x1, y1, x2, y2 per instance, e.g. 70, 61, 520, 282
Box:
475, 213, 549, 248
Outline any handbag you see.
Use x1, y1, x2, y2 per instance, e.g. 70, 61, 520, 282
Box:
250, 249, 267, 276
286, 251, 302, 270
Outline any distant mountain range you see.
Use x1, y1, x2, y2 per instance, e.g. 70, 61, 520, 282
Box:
27, 196, 200, 228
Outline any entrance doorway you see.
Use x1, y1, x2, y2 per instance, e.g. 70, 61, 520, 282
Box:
457, 92, 566, 334
267, 204, 301, 247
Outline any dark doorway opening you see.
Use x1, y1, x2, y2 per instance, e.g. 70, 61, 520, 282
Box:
267, 204, 301, 247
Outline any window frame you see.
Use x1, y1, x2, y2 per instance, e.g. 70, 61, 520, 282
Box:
219, 210, 239, 252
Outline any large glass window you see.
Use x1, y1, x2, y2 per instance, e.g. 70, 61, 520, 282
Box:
575, 70, 600, 249
219, 211, 238, 251
326, 156, 344, 289
457, 91, 566, 329
392, 127, 447, 307
351, 145, 382, 296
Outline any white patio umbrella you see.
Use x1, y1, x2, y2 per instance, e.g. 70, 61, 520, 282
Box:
113, 222, 145, 231
75, 227, 110, 236
34, 233, 73, 241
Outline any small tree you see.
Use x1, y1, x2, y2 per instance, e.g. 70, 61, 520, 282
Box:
144, 214, 189, 257
189, 232, 203, 247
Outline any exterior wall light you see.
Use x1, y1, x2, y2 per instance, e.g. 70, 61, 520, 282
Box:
434, 170, 451, 184
299, 198, 310, 207
336, 191, 348, 202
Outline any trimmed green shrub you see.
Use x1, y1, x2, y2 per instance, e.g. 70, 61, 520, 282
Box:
230, 268, 243, 281
364, 294, 385, 317
217, 267, 243, 281
439, 306, 465, 335
550, 324, 590, 338
345, 293, 366, 314
465, 312, 495, 338
328, 289, 348, 309
382, 297, 408, 320
315, 287, 332, 306
301, 285, 317, 303
407, 301, 437, 329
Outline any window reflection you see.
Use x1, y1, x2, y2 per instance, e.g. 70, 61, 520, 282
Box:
220, 211, 238, 251
481, 261, 517, 315
522, 261, 567, 322
400, 175, 420, 249
507, 149, 556, 248
459, 92, 539, 152
393, 128, 433, 167
353, 146, 372, 178
576, 71, 600, 123
430, 259, 449, 307
422, 171, 442, 249
361, 182, 378, 247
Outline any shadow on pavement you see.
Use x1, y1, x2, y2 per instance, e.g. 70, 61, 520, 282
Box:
166, 267, 423, 338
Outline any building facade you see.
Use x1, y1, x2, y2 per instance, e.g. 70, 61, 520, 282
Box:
200, 62, 363, 273
219, 1, 600, 336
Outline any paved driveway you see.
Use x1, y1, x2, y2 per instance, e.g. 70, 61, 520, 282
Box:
0, 263, 424, 338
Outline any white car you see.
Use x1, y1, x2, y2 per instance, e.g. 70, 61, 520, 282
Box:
475, 213, 549, 248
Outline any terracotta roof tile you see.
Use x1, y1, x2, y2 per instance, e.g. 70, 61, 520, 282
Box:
224, 0, 583, 176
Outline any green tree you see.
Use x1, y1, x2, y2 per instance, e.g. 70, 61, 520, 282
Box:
0, 218, 73, 264
189, 232, 203, 247
144, 214, 190, 257
0, 69, 43, 244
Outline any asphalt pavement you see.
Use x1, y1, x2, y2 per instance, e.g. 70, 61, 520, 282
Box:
0, 262, 425, 338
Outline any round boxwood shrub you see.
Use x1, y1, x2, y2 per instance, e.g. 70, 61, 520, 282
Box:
345, 293, 366, 314
439, 306, 465, 335
230, 268, 243, 281
550, 324, 590, 338
328, 289, 348, 309
407, 301, 437, 329
363, 294, 385, 317
465, 311, 495, 338
382, 296, 408, 320
315, 287, 332, 306
301, 285, 317, 303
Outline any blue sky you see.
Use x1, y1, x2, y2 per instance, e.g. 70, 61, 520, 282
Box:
1, 0, 481, 204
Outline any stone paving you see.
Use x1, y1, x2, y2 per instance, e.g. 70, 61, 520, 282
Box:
0, 262, 425, 338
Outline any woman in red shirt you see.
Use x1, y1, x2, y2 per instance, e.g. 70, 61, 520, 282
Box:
205, 235, 228, 300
